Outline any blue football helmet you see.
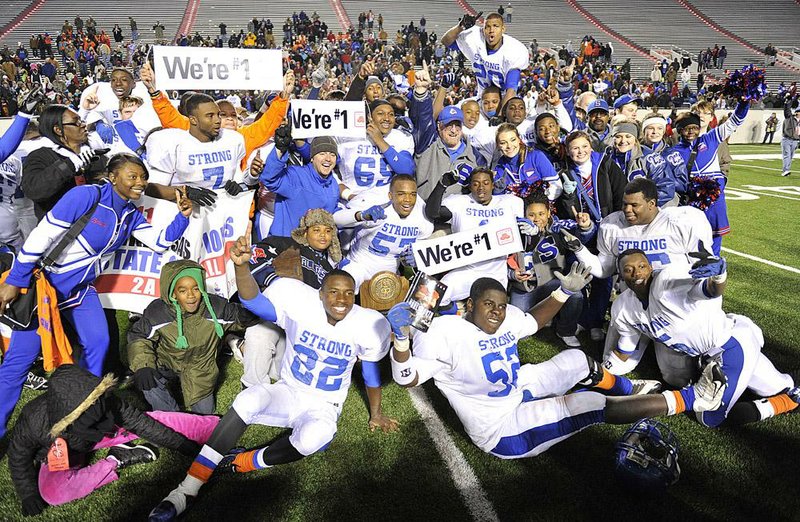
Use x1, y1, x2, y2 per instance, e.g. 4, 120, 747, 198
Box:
614, 418, 680, 490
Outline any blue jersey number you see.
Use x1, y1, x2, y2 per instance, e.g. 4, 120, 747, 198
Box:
369, 233, 415, 257
472, 62, 505, 90
290, 345, 349, 391
481, 345, 521, 397
202, 166, 225, 188
353, 157, 392, 187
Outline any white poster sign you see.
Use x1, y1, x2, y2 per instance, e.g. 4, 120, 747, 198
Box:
96, 191, 252, 313
289, 99, 367, 139
153, 46, 283, 90
412, 217, 523, 274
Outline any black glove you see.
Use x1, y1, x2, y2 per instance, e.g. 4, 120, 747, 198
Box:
134, 367, 159, 391
184, 185, 217, 206
21, 495, 47, 517
224, 180, 248, 196
459, 11, 482, 30
440, 72, 456, 89
560, 229, 584, 253
488, 116, 503, 127
76, 149, 94, 171
273, 124, 292, 155
440, 169, 458, 187
20, 84, 44, 114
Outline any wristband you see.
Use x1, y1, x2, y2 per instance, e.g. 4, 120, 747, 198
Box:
341, 188, 353, 200
390, 349, 416, 386
711, 271, 727, 284
551, 287, 573, 303
148, 90, 160, 98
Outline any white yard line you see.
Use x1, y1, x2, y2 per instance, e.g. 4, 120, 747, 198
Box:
731, 162, 787, 172
721, 247, 800, 274
408, 387, 500, 522
730, 153, 798, 160
727, 186, 800, 201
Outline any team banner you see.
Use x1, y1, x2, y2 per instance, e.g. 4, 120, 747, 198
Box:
95, 191, 253, 313
289, 99, 367, 139
152, 46, 283, 90
412, 217, 524, 274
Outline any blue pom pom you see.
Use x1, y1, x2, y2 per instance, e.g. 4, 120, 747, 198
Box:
721, 65, 768, 101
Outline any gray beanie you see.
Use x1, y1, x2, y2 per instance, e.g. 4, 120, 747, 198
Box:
613, 121, 640, 137
311, 136, 338, 157
365, 75, 384, 92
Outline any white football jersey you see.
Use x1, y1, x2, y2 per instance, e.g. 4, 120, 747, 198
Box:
78, 81, 154, 125
336, 129, 414, 194
414, 307, 539, 450
443, 192, 523, 272
145, 128, 246, 188
593, 206, 713, 277
345, 188, 434, 270
265, 278, 391, 405
0, 153, 22, 248
611, 265, 733, 357
455, 26, 530, 96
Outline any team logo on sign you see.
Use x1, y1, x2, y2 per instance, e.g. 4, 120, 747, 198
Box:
496, 228, 514, 245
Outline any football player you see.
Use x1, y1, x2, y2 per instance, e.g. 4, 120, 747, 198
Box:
148, 229, 398, 521
564, 178, 712, 384
613, 249, 799, 427
79, 68, 154, 125
441, 12, 529, 110
335, 99, 415, 196
144, 93, 246, 206
387, 270, 725, 460
335, 175, 433, 290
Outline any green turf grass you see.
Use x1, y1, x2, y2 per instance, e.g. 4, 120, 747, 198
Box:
1, 156, 799, 521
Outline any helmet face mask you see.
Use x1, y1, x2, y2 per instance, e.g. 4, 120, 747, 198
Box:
614, 418, 680, 490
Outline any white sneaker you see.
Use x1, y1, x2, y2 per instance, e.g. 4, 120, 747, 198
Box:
630, 379, 662, 395
693, 360, 727, 412
558, 334, 582, 348
782, 171, 791, 177
590, 328, 605, 342
228, 337, 245, 363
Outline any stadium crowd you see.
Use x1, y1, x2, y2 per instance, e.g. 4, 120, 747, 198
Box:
0, 6, 799, 520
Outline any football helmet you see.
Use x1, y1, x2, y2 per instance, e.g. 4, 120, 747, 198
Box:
614, 418, 680, 490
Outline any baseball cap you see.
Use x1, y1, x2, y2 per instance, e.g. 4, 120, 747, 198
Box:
438, 106, 463, 125
587, 99, 610, 114
614, 94, 643, 109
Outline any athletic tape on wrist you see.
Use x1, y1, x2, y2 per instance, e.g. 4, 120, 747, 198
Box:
711, 271, 727, 284
393, 335, 410, 353
341, 188, 353, 200
551, 287, 572, 302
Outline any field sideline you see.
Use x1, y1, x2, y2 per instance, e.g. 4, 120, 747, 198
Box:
0, 145, 798, 521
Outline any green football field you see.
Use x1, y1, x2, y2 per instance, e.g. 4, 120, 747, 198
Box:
1, 145, 799, 521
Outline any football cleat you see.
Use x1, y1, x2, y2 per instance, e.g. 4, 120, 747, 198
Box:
212, 447, 247, 479
149, 489, 192, 522
615, 418, 680, 490
786, 386, 800, 405
630, 379, 663, 395
24, 372, 48, 391
557, 334, 581, 348
108, 443, 158, 469
692, 360, 727, 412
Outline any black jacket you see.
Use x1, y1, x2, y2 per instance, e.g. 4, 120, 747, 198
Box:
8, 365, 197, 503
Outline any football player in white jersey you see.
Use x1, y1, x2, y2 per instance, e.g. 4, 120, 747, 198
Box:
335, 174, 434, 290
0, 122, 41, 249
425, 168, 525, 308
336, 99, 415, 196
149, 230, 399, 521
441, 12, 530, 109
563, 178, 713, 384
145, 93, 246, 207
79, 68, 154, 125
613, 249, 798, 428
387, 272, 725, 460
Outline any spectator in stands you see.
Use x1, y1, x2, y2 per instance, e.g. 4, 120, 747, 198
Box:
112, 24, 123, 43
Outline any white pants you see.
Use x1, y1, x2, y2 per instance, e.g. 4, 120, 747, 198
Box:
232, 380, 339, 456
487, 350, 607, 459
242, 322, 286, 388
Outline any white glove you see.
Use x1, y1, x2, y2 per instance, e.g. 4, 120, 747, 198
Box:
692, 359, 727, 412
516, 217, 539, 236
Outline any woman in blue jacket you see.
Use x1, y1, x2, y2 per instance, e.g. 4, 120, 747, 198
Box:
492, 123, 562, 200
0, 153, 193, 439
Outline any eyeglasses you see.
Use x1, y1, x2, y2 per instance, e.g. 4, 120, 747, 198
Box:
62, 120, 86, 127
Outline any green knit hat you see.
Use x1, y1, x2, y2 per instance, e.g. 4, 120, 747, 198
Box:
168, 267, 224, 349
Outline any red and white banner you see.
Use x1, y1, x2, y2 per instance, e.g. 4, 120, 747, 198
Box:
96, 190, 252, 313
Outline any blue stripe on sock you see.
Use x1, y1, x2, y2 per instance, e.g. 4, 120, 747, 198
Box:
194, 454, 218, 471
491, 409, 605, 457
609, 375, 634, 395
